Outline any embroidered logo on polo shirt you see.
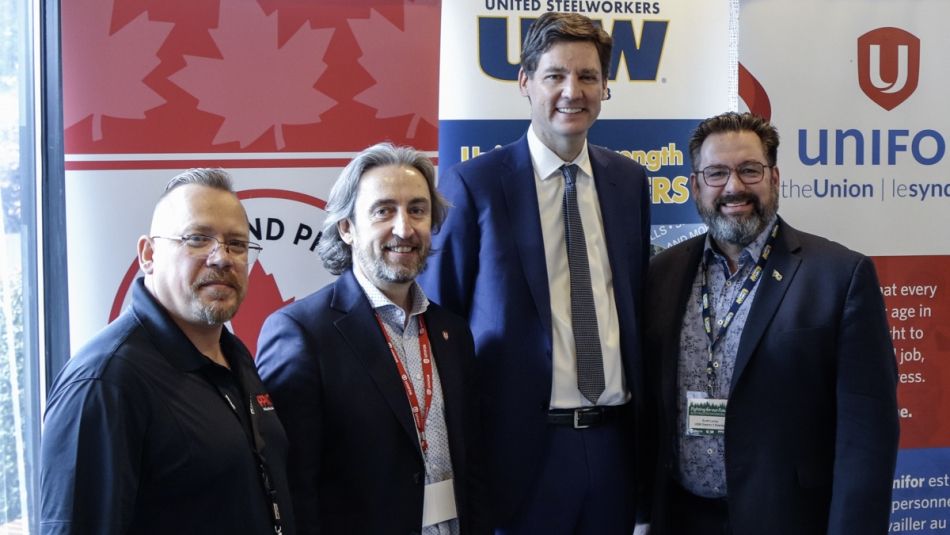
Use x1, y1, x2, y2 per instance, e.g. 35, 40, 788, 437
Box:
256, 393, 276, 411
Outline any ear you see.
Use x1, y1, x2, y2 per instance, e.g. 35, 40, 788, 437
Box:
690, 172, 701, 199
137, 235, 155, 274
338, 219, 354, 245
770, 165, 780, 188
518, 67, 530, 97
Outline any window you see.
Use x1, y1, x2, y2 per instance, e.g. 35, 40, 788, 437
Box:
0, 0, 40, 532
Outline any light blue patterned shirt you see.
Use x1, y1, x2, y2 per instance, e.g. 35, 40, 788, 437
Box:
676, 218, 777, 498
353, 267, 459, 535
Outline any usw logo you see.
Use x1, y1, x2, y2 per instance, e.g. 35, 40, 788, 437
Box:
479, 17, 668, 81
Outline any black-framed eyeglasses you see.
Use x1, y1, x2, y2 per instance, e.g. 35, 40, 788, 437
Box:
697, 161, 772, 187
151, 234, 262, 264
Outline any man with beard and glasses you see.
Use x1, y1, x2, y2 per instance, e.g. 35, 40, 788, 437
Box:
644, 112, 899, 535
256, 143, 484, 535
41, 169, 296, 535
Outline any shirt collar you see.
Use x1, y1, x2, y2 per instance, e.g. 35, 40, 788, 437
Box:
526, 126, 593, 182
703, 215, 779, 269
352, 264, 429, 329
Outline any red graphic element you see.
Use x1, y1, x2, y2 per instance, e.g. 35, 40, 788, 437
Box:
256, 393, 275, 410
168, 0, 336, 149
738, 63, 771, 121
63, 1, 440, 153
62, 0, 173, 140
857, 27, 920, 111
238, 189, 326, 209
873, 256, 950, 449
231, 262, 295, 356
348, 4, 441, 139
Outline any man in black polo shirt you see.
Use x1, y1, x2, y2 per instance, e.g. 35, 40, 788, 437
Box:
40, 169, 295, 535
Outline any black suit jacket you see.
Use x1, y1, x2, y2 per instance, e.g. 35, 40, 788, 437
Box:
645, 218, 899, 535
256, 270, 481, 535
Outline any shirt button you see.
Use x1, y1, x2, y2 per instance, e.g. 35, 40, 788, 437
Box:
707, 448, 714, 455
414, 373, 422, 380
725, 281, 732, 287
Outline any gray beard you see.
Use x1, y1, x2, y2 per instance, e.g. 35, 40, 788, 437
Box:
698, 188, 779, 247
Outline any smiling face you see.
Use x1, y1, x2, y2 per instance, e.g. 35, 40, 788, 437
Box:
519, 40, 607, 161
692, 130, 780, 252
339, 164, 432, 300
139, 184, 251, 331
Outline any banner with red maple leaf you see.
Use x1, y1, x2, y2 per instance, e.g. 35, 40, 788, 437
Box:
62, 0, 442, 351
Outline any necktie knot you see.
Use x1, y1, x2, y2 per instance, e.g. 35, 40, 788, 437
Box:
561, 164, 579, 186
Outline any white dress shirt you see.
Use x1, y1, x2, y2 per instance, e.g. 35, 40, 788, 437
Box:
527, 126, 628, 408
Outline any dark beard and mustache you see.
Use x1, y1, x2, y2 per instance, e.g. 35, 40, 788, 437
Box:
697, 186, 779, 248
191, 270, 245, 325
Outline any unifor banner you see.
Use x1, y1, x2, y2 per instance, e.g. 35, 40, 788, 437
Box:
740, 0, 950, 531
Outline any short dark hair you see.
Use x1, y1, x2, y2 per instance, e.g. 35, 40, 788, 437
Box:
520, 12, 613, 79
317, 142, 448, 275
162, 168, 235, 196
689, 112, 780, 171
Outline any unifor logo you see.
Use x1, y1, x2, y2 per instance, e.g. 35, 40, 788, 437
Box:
857, 27, 920, 111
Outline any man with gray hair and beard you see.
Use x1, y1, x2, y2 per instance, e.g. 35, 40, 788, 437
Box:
41, 169, 295, 534
256, 142, 483, 535
644, 112, 899, 535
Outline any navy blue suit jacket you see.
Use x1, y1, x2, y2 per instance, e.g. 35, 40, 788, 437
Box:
418, 135, 652, 523
256, 270, 482, 535
645, 219, 899, 535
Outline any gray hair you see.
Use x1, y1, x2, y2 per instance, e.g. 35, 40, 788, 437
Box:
162, 168, 235, 196
317, 142, 447, 275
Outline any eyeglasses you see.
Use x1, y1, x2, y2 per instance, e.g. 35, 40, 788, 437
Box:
151, 234, 262, 264
697, 161, 772, 187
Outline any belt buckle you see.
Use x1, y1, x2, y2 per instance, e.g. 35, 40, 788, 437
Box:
573, 408, 591, 429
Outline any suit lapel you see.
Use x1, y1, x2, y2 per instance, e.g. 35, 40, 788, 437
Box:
500, 136, 553, 338
590, 147, 630, 282
730, 220, 802, 393
331, 271, 423, 457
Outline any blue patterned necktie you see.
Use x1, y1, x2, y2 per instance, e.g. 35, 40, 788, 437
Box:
561, 164, 605, 403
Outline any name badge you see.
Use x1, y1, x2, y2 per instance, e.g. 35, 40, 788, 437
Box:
422, 478, 457, 527
686, 392, 727, 436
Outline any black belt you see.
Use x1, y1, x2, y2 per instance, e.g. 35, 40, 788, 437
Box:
546, 405, 625, 429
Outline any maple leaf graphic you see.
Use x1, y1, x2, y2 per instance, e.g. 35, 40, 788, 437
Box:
62, 0, 172, 141
348, 4, 440, 138
168, 1, 335, 149
230, 261, 294, 357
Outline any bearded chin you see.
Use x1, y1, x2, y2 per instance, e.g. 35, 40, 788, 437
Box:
194, 302, 239, 326
699, 188, 779, 247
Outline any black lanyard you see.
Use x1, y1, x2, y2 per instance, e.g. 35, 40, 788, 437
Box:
203, 361, 284, 534
699, 224, 778, 395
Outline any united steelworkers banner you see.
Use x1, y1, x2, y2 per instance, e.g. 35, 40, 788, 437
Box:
740, 1, 950, 531
62, 0, 441, 352
438, 0, 735, 230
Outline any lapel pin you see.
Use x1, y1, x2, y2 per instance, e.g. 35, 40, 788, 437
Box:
442, 330, 449, 341
772, 269, 783, 281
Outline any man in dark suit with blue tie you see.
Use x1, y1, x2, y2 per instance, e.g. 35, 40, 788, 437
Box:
419, 12, 652, 535
645, 112, 899, 534
256, 143, 483, 534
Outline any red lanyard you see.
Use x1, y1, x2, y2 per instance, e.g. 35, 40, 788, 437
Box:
375, 314, 434, 453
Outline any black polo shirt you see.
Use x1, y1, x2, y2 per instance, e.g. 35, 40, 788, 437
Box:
40, 278, 296, 535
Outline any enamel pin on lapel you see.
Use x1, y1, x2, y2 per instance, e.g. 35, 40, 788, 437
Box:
442, 330, 449, 341
772, 269, 783, 281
